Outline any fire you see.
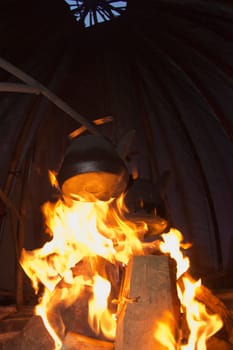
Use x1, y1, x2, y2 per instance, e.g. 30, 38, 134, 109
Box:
179, 277, 222, 350
20, 193, 144, 349
154, 229, 223, 349
20, 181, 223, 350
48, 170, 59, 189
88, 275, 116, 339
159, 228, 191, 279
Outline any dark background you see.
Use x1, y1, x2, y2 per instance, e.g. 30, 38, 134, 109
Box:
0, 0, 232, 303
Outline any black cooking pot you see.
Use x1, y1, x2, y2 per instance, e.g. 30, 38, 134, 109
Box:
57, 135, 129, 201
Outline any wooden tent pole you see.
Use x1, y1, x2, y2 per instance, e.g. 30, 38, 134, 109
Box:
0, 188, 21, 221
0, 57, 101, 136
0, 82, 40, 94
15, 148, 34, 309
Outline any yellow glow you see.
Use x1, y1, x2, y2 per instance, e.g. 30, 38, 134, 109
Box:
20, 183, 223, 350
154, 229, 223, 349
20, 194, 144, 349
88, 275, 116, 339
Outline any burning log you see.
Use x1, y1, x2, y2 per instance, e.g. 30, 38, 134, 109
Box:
173, 271, 233, 348
114, 255, 180, 350
207, 336, 233, 350
2, 315, 54, 350
62, 332, 113, 350
11, 170, 231, 350
195, 282, 233, 345
176, 271, 233, 346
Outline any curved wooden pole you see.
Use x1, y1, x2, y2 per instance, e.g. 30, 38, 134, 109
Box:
0, 188, 21, 221
0, 82, 40, 94
0, 57, 101, 135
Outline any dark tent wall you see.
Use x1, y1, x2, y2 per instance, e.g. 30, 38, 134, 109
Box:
0, 0, 233, 302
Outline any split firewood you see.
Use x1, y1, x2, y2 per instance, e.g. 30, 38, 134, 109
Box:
62, 332, 114, 350
179, 272, 233, 346
207, 335, 233, 350
0, 306, 17, 321
114, 255, 180, 350
2, 315, 54, 350
195, 282, 233, 345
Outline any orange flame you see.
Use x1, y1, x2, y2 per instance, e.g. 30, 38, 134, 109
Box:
20, 194, 144, 349
153, 311, 177, 349
88, 275, 116, 339
178, 277, 222, 350
154, 228, 223, 349
20, 180, 223, 350
160, 228, 191, 279
48, 170, 59, 189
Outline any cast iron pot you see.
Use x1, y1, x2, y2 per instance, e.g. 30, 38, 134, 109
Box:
57, 135, 129, 201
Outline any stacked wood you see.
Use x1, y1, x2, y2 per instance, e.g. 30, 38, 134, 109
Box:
1, 257, 120, 349
2, 255, 233, 350
2, 317, 114, 350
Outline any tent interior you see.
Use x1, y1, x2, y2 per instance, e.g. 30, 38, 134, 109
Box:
0, 0, 233, 323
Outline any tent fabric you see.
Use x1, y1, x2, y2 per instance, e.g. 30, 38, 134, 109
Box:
0, 0, 233, 300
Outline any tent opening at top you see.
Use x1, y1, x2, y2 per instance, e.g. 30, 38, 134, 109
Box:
64, 0, 128, 27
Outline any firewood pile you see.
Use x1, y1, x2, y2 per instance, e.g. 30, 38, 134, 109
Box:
0, 254, 233, 350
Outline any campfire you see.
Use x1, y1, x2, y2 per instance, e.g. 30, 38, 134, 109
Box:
19, 190, 223, 350
4, 134, 232, 350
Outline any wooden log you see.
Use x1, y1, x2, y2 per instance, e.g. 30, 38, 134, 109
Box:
195, 282, 233, 345
114, 255, 180, 350
177, 273, 233, 346
0, 332, 21, 350
2, 315, 54, 350
215, 289, 233, 312
207, 336, 233, 350
62, 332, 114, 350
